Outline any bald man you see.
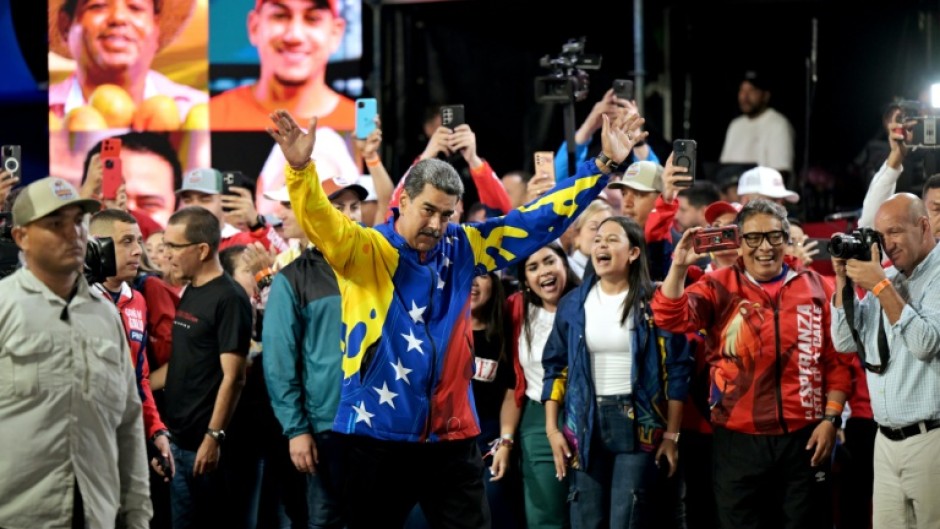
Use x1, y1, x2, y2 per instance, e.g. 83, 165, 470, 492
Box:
831, 193, 940, 529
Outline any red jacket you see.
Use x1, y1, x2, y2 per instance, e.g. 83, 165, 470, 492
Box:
507, 292, 528, 408
135, 274, 179, 369
651, 256, 852, 435
95, 283, 167, 438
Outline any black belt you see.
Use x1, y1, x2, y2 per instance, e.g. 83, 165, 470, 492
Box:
878, 419, 940, 441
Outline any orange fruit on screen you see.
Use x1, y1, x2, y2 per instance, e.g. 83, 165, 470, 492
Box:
49, 111, 63, 132
182, 103, 209, 130
133, 95, 181, 131
88, 84, 136, 128
65, 105, 108, 131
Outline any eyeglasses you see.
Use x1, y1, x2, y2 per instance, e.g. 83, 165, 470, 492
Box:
740, 230, 788, 248
162, 241, 200, 251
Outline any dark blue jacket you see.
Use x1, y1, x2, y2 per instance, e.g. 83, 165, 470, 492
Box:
541, 275, 692, 470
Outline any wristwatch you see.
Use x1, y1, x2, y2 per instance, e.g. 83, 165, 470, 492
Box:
206, 428, 226, 443
663, 431, 681, 444
823, 415, 843, 429
596, 153, 621, 173
151, 429, 171, 444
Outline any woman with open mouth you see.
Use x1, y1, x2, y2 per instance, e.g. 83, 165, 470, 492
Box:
542, 216, 692, 528
505, 243, 580, 529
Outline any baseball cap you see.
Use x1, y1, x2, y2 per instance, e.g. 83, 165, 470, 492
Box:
177, 168, 223, 195
262, 177, 369, 204
357, 175, 378, 202
12, 177, 100, 226
607, 161, 664, 193
737, 166, 799, 203
254, 0, 338, 15
742, 70, 772, 92
704, 201, 743, 225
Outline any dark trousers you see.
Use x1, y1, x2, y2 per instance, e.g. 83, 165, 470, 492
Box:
343, 436, 490, 529
680, 430, 717, 529
835, 417, 876, 529
712, 425, 832, 529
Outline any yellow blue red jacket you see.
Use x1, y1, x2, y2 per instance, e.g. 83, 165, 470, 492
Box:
286, 158, 611, 442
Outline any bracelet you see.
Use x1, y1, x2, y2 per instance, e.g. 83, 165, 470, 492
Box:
151, 429, 171, 443
546, 429, 563, 438
365, 156, 381, 168
825, 400, 844, 414
872, 278, 892, 297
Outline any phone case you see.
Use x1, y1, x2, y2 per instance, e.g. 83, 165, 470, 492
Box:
692, 226, 740, 254
101, 138, 121, 159
534, 151, 555, 181
672, 139, 697, 187
101, 158, 123, 200
613, 79, 634, 100
441, 105, 465, 130
1, 145, 21, 179
355, 98, 378, 139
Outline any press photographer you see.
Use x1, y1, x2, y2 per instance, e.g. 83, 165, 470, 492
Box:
0, 177, 151, 528
830, 192, 940, 529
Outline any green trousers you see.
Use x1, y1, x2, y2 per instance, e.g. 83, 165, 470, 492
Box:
519, 398, 570, 529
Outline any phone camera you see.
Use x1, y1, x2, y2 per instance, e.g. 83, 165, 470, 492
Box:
104, 159, 115, 169
3, 158, 18, 173
358, 101, 364, 108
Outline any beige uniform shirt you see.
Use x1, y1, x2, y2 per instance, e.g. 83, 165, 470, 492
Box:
0, 268, 152, 529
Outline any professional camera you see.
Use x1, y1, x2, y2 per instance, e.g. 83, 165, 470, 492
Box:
84, 236, 117, 285
535, 37, 602, 104
0, 212, 19, 279
897, 100, 940, 149
828, 227, 882, 261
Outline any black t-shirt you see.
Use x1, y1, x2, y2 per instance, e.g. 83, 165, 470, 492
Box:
165, 273, 252, 450
471, 328, 515, 425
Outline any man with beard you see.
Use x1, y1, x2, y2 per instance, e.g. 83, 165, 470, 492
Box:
719, 70, 796, 176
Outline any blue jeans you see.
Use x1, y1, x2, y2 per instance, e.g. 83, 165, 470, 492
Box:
169, 441, 262, 529
570, 396, 657, 529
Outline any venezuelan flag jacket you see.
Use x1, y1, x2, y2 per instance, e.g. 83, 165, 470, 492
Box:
286, 158, 610, 442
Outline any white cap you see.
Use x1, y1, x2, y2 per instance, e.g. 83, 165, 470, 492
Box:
263, 186, 290, 203
737, 166, 799, 203
357, 175, 378, 202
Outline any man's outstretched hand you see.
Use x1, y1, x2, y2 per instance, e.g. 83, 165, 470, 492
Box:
267, 110, 318, 169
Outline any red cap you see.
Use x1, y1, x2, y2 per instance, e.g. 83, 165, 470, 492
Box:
704, 201, 742, 225
255, 0, 338, 15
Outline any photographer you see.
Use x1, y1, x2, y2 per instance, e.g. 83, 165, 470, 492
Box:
830, 193, 940, 529
0, 178, 151, 527
651, 199, 850, 529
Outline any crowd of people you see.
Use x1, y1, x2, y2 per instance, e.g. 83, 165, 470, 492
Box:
2, 63, 940, 529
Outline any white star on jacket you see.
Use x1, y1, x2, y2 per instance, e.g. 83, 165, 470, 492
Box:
437, 276, 446, 290
353, 401, 375, 427
408, 301, 427, 324
442, 256, 452, 268
374, 382, 399, 409
402, 329, 424, 354
391, 358, 413, 384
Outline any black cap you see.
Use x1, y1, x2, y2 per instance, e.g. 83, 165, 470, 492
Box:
742, 70, 772, 92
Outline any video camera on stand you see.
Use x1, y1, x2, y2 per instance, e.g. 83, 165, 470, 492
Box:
534, 38, 601, 104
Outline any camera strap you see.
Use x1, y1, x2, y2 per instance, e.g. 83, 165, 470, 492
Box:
842, 280, 890, 374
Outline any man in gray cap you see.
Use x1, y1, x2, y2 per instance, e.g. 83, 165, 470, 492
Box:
0, 177, 152, 528
607, 160, 664, 226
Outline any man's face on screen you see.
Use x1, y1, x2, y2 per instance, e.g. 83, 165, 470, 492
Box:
249, 0, 346, 87
65, 0, 160, 77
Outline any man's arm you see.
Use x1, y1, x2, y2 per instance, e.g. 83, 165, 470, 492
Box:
468, 160, 512, 215
878, 280, 940, 361
271, 112, 386, 276
193, 352, 247, 477
261, 274, 309, 439
859, 116, 907, 228
465, 113, 646, 272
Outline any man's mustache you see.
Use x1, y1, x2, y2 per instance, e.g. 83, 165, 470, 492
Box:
419, 229, 441, 238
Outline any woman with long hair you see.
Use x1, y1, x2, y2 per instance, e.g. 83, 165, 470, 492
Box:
507, 242, 581, 529
542, 216, 692, 528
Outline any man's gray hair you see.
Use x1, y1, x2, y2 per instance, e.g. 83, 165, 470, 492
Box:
403, 159, 464, 199
736, 198, 791, 234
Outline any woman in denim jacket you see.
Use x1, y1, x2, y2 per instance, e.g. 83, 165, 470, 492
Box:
542, 216, 692, 528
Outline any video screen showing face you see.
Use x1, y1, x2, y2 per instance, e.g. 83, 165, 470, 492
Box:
208, 0, 363, 133
48, 0, 209, 133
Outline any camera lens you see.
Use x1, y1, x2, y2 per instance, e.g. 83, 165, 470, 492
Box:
358, 101, 364, 108
104, 160, 114, 169
4, 158, 18, 172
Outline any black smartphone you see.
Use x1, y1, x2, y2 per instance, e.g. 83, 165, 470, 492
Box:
440, 104, 465, 130
2, 145, 21, 180
221, 170, 254, 212
613, 79, 634, 101
672, 139, 697, 187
